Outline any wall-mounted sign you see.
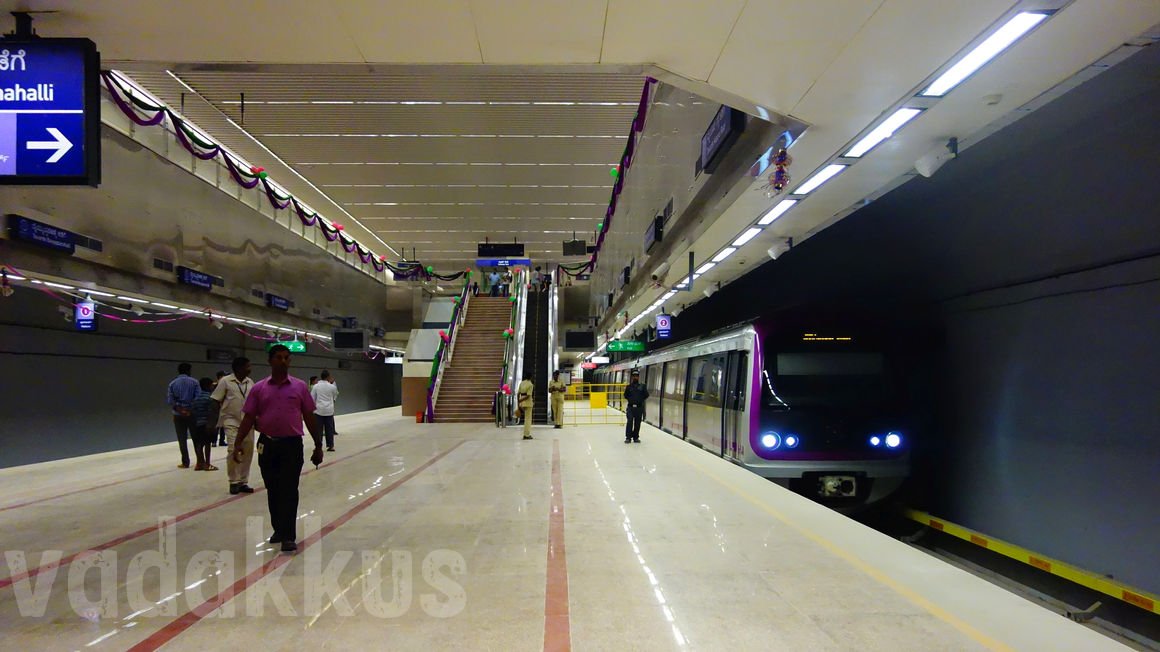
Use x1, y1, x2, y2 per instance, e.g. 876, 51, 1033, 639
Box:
643, 215, 663, 254
6, 214, 74, 254
265, 293, 291, 311
699, 105, 745, 175
74, 299, 96, 331
476, 258, 531, 268
266, 340, 306, 354
0, 38, 101, 186
176, 266, 214, 291
590, 355, 611, 364
205, 348, 236, 363
656, 314, 672, 339
607, 340, 645, 353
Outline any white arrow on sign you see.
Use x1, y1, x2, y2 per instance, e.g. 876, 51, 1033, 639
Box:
26, 128, 74, 163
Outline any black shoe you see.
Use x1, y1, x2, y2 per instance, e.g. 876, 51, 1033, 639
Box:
268, 533, 285, 544
238, 485, 254, 494
554, 425, 562, 429
624, 438, 632, 444
633, 438, 641, 443
229, 484, 240, 495
281, 540, 298, 553
326, 447, 335, 452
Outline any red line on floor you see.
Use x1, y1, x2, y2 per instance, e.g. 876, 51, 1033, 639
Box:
0, 439, 395, 590
544, 439, 571, 652
125, 440, 465, 652
0, 467, 179, 513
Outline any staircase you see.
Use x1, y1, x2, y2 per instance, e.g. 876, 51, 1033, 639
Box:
522, 291, 551, 424
433, 296, 512, 422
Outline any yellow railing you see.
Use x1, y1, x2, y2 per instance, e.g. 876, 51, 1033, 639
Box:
560, 383, 628, 425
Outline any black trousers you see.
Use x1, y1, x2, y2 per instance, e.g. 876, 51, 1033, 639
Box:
625, 406, 644, 440
173, 415, 195, 466
257, 435, 304, 541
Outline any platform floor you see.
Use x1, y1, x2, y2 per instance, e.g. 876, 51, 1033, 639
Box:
0, 408, 1129, 651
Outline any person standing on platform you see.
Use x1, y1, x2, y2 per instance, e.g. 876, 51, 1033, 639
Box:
517, 374, 535, 440
311, 370, 339, 452
623, 369, 649, 443
191, 378, 218, 471
488, 270, 501, 297
234, 344, 323, 552
214, 371, 227, 446
166, 363, 200, 469
211, 356, 255, 495
548, 370, 567, 429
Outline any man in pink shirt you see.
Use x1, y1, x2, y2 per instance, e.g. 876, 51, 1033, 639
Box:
234, 344, 323, 552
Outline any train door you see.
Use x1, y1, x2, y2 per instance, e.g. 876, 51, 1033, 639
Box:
722, 350, 748, 461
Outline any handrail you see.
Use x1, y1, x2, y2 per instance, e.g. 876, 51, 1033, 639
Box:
425, 276, 472, 422
496, 267, 528, 425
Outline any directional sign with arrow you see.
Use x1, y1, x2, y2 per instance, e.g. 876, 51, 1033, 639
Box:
0, 37, 100, 186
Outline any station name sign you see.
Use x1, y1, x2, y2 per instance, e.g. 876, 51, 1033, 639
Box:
0, 38, 101, 186
176, 266, 214, 291
6, 214, 75, 254
476, 258, 531, 268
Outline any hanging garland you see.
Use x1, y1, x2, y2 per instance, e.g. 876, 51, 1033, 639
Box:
101, 71, 465, 281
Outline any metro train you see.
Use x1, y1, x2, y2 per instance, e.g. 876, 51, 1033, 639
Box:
594, 319, 912, 510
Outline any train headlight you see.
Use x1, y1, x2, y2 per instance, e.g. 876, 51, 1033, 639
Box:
760, 432, 781, 450
885, 432, 902, 449
784, 435, 799, 449
869, 436, 881, 447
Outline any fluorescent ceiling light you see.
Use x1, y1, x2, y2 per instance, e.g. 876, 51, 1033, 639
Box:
758, 200, 798, 225
42, 281, 75, 290
732, 228, 762, 247
712, 248, 737, 263
83, 289, 115, 297
921, 12, 1048, 97
663, 291, 676, 300
696, 263, 716, 275
6, 274, 26, 280
793, 165, 847, 195
179, 308, 202, 314
118, 296, 149, 303
844, 108, 923, 157
152, 302, 179, 309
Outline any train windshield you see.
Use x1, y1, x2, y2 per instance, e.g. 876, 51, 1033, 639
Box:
763, 352, 889, 410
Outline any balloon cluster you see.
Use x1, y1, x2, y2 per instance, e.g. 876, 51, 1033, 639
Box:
767, 148, 792, 197
501, 384, 512, 395
249, 166, 268, 180
333, 223, 345, 232
501, 327, 515, 339
438, 329, 450, 343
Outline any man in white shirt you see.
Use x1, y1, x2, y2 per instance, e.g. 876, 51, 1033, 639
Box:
311, 370, 340, 451
210, 357, 256, 494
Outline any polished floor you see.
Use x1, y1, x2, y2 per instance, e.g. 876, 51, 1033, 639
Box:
0, 407, 1129, 651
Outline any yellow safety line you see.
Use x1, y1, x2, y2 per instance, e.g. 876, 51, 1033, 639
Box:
904, 509, 1159, 616
666, 443, 1014, 651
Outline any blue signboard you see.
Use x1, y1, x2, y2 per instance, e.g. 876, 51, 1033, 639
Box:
656, 314, 672, 339
7, 214, 75, 254
176, 266, 214, 290
0, 38, 101, 186
75, 299, 97, 331
266, 293, 291, 311
476, 258, 531, 268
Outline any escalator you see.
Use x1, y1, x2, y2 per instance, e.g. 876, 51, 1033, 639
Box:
521, 290, 550, 424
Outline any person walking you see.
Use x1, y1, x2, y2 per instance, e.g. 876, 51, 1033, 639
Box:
548, 370, 567, 429
234, 344, 323, 552
311, 370, 339, 452
517, 374, 535, 440
214, 371, 228, 446
488, 270, 501, 297
191, 378, 219, 471
211, 356, 256, 495
623, 369, 649, 443
166, 363, 200, 468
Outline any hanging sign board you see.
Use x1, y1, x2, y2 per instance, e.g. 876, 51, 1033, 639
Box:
74, 299, 96, 331
0, 38, 101, 186
265, 340, 306, 354
607, 340, 645, 352
656, 314, 672, 339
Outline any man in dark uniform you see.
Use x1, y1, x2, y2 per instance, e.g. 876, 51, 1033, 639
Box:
623, 369, 649, 443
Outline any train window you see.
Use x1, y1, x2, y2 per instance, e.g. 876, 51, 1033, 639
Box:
646, 365, 661, 393
663, 359, 686, 400
688, 355, 723, 406
768, 352, 890, 409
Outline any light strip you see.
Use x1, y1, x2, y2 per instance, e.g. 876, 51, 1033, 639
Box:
117, 296, 149, 303
711, 248, 737, 263
42, 281, 76, 290
793, 164, 847, 195
757, 199, 798, 225
921, 12, 1049, 97
843, 108, 923, 157
732, 228, 762, 247
695, 263, 716, 275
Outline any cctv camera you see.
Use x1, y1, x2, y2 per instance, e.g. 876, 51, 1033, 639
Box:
915, 138, 959, 178
767, 239, 792, 260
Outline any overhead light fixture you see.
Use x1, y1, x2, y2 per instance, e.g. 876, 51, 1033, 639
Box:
758, 200, 798, 225
118, 296, 149, 303
921, 12, 1049, 97
151, 302, 179, 310
42, 281, 75, 290
732, 228, 762, 247
83, 289, 116, 298
695, 263, 715, 275
843, 108, 923, 157
711, 248, 737, 263
793, 165, 847, 195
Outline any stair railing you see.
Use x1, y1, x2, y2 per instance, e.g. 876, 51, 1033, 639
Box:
425, 277, 472, 423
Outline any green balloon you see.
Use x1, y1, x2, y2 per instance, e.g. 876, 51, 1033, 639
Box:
609, 167, 619, 179
509, 296, 517, 303
425, 265, 434, 273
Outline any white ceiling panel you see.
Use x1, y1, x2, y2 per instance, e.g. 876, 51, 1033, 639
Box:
602, 0, 748, 80
470, 0, 608, 63
333, 0, 482, 63
709, 0, 886, 115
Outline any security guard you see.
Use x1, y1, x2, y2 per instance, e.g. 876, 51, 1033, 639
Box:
517, 374, 535, 440
548, 370, 567, 429
623, 369, 649, 443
